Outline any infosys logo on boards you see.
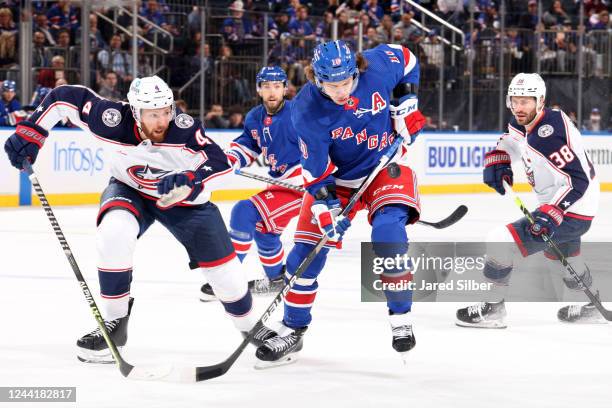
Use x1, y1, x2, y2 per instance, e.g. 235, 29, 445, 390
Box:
53, 141, 104, 176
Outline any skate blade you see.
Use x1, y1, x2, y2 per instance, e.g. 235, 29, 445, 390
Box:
456, 320, 507, 329
254, 353, 300, 370
77, 346, 123, 364
199, 295, 217, 302
398, 352, 410, 365
558, 317, 608, 324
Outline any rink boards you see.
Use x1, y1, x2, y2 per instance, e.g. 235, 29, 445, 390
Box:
1, 128, 612, 207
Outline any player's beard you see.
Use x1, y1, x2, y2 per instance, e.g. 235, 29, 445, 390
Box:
263, 98, 284, 115
140, 123, 169, 143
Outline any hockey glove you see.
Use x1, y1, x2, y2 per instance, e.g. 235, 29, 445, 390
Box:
389, 95, 426, 145
483, 149, 513, 195
156, 170, 205, 209
311, 184, 351, 241
529, 204, 564, 240
4, 121, 48, 169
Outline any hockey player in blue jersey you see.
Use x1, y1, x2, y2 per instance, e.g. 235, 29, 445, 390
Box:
4, 76, 276, 363
456, 73, 602, 328
255, 40, 427, 366
200, 66, 304, 301
0, 80, 24, 126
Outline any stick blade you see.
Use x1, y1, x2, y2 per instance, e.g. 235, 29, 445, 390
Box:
419, 205, 468, 229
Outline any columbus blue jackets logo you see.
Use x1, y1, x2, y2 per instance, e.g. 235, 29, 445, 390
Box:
538, 124, 554, 138
102, 108, 122, 127
175, 113, 194, 129
127, 164, 172, 190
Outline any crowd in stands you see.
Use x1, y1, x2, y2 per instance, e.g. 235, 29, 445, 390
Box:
0, 0, 609, 130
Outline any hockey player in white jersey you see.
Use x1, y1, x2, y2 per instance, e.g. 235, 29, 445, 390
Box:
456, 73, 603, 328
3, 76, 276, 363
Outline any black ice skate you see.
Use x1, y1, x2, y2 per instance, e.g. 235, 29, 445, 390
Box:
389, 313, 416, 363
558, 292, 606, 324
242, 324, 278, 348
254, 324, 306, 369
456, 300, 507, 329
200, 272, 286, 302
76, 298, 134, 363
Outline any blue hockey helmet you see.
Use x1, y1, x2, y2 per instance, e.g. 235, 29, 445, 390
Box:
2, 80, 16, 92
256, 66, 287, 88
311, 40, 357, 85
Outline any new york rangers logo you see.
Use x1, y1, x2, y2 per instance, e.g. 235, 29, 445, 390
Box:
127, 165, 172, 190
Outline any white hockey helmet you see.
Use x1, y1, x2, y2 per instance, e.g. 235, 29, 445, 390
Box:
127, 75, 175, 126
506, 73, 546, 113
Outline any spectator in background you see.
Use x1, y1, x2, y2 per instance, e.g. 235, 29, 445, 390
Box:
34, 14, 56, 46
55, 77, 68, 87
390, 0, 415, 22
583, 108, 603, 132
46, 0, 80, 40
542, 0, 572, 28
316, 11, 334, 41
252, 12, 279, 39
222, 1, 254, 44
285, 0, 303, 21
38, 55, 67, 88
97, 70, 122, 101
336, 0, 363, 26
288, 5, 315, 40
205, 104, 229, 129
275, 13, 290, 36
268, 32, 307, 85
76, 13, 106, 50
0, 80, 22, 126
393, 11, 422, 45
423, 116, 438, 131
0, 7, 17, 70
29, 85, 51, 108
175, 99, 188, 113
33, 30, 54, 67
588, 9, 611, 31
97, 34, 134, 86
140, 0, 172, 44
365, 26, 381, 49
228, 109, 244, 129
363, 0, 384, 27
0, 7, 16, 34
376, 14, 394, 43
585, 0, 608, 16
518, 0, 540, 30
54, 29, 71, 61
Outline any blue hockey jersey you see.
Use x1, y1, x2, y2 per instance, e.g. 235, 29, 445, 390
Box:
28, 85, 231, 205
227, 99, 302, 183
500, 108, 599, 217
291, 43, 420, 190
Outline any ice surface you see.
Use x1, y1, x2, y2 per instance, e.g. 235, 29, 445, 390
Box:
1, 192, 611, 408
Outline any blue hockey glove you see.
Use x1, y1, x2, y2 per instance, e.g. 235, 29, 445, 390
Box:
156, 170, 205, 209
529, 204, 564, 240
4, 121, 49, 169
483, 149, 513, 195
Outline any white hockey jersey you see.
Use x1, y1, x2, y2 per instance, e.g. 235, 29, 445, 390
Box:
499, 108, 599, 217
29, 85, 232, 205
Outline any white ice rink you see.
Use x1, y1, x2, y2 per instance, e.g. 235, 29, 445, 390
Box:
1, 192, 611, 408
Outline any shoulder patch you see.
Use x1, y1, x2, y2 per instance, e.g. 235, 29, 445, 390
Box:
538, 124, 554, 138
102, 108, 122, 127
175, 113, 194, 129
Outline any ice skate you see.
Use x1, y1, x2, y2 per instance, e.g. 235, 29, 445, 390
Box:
76, 298, 134, 363
456, 300, 507, 329
254, 323, 306, 369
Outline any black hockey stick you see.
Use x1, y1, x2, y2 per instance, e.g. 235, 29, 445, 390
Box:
503, 180, 612, 321
193, 135, 407, 381
22, 160, 174, 380
236, 169, 468, 229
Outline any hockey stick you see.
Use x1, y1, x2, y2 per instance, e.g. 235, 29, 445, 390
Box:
193, 135, 406, 381
502, 180, 612, 321
236, 169, 468, 229
22, 160, 173, 381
